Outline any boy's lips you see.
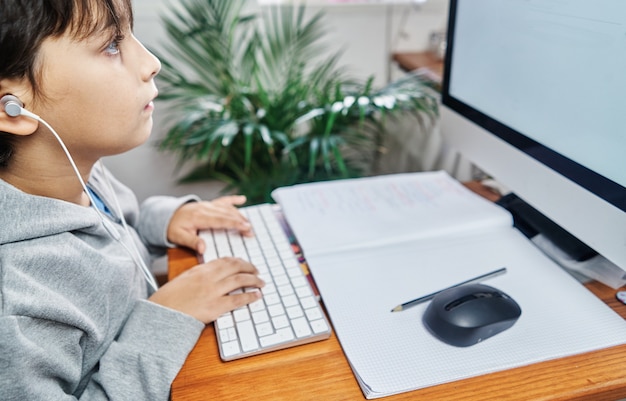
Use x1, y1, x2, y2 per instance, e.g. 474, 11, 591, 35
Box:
144, 92, 158, 111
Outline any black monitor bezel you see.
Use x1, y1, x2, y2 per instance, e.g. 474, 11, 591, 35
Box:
440, 0, 626, 213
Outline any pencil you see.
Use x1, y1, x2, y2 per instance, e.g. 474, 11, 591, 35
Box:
390, 267, 507, 312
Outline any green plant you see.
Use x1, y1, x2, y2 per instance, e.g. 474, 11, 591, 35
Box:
155, 0, 439, 205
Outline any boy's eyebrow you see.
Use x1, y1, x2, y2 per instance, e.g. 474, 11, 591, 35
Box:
69, 0, 133, 40
99, 6, 131, 36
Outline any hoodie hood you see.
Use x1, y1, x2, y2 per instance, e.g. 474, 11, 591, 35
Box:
0, 178, 102, 245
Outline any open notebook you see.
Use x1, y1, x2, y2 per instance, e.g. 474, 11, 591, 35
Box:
272, 171, 626, 398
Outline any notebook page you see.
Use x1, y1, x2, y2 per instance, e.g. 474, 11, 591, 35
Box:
305, 228, 626, 398
272, 171, 512, 257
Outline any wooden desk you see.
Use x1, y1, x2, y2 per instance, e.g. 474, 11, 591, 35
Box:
169, 246, 626, 401
392, 50, 445, 79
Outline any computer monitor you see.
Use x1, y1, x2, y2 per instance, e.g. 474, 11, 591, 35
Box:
440, 0, 626, 270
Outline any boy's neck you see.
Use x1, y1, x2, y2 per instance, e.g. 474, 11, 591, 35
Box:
0, 161, 93, 206
0, 131, 97, 206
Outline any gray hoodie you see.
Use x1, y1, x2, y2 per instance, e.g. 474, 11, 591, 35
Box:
0, 164, 205, 400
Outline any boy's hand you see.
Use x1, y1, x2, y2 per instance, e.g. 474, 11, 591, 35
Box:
167, 195, 253, 253
148, 257, 264, 324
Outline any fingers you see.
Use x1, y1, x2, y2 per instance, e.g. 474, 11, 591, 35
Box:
215, 288, 263, 316
167, 196, 253, 250
198, 257, 265, 314
148, 257, 265, 324
201, 256, 260, 281
203, 201, 252, 234
177, 229, 204, 253
191, 199, 252, 233
211, 195, 247, 207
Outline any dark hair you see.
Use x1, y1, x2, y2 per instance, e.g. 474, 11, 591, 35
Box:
0, 0, 133, 166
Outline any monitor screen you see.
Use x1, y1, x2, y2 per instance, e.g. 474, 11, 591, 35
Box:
440, 0, 626, 269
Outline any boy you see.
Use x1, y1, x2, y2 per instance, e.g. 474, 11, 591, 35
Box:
0, 0, 264, 399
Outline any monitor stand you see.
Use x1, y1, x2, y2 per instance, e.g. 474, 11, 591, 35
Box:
496, 193, 597, 262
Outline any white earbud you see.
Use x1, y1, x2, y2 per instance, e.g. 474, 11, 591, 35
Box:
1, 95, 24, 117
1, 94, 40, 120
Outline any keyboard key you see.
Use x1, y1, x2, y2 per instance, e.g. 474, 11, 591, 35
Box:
264, 293, 281, 306
255, 322, 274, 337
248, 299, 266, 313
274, 274, 289, 286
291, 317, 312, 338
222, 341, 241, 358
286, 305, 304, 319
219, 327, 237, 343
236, 320, 259, 352
259, 327, 295, 347
233, 308, 250, 322
300, 296, 317, 309
278, 285, 295, 297
282, 294, 298, 307
252, 309, 270, 324
272, 314, 290, 329
295, 286, 312, 298
267, 303, 285, 317
216, 314, 234, 328
310, 319, 330, 334
305, 307, 323, 321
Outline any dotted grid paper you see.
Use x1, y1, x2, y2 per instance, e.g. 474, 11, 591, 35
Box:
305, 229, 626, 399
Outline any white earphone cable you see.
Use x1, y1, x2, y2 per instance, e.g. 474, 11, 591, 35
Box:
97, 159, 159, 291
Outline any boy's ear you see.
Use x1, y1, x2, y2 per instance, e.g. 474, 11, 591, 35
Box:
0, 107, 39, 136
1, 78, 39, 135
0, 91, 38, 136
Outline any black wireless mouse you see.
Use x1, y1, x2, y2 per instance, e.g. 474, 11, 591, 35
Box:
423, 283, 521, 347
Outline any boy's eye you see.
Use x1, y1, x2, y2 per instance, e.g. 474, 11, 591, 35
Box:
104, 36, 123, 55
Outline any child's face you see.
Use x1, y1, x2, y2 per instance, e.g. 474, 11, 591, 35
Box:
33, 22, 161, 161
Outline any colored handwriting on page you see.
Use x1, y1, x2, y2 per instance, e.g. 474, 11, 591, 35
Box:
284, 172, 469, 216
272, 171, 513, 257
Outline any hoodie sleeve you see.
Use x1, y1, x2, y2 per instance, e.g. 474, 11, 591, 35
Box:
136, 195, 200, 249
0, 300, 204, 401
81, 300, 204, 400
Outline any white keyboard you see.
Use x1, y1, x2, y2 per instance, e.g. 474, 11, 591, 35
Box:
199, 203, 332, 361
